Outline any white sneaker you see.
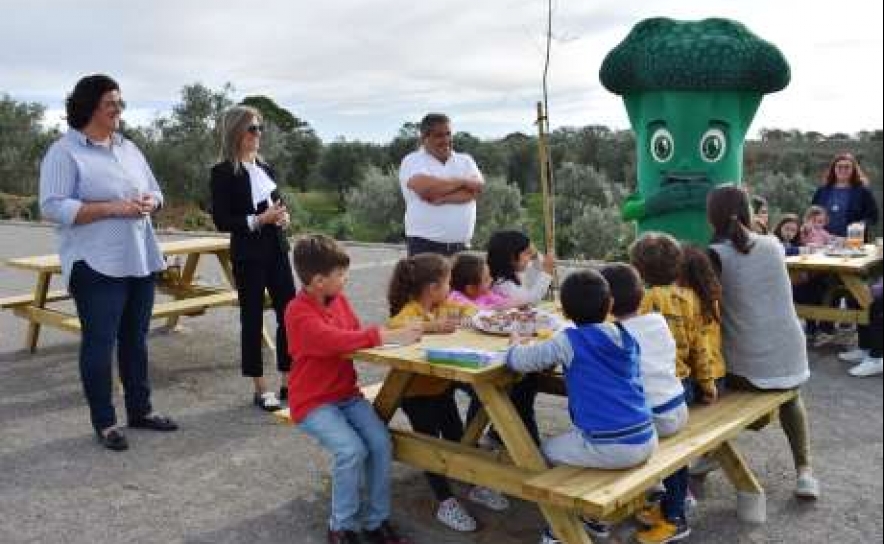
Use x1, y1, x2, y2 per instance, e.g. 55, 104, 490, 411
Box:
436, 498, 477, 532
812, 332, 836, 349
795, 472, 820, 500
838, 348, 869, 363
467, 485, 510, 511
849, 357, 884, 377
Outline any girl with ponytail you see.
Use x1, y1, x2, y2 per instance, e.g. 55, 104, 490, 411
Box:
707, 185, 820, 501
385, 253, 510, 531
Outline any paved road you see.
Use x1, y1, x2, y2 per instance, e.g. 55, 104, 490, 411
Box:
0, 222, 881, 544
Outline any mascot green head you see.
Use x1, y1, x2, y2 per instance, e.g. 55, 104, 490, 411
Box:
600, 17, 790, 243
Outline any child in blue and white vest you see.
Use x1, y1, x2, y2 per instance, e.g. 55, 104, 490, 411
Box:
505, 269, 657, 543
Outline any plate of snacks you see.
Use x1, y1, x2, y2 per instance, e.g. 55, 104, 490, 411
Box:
472, 308, 563, 337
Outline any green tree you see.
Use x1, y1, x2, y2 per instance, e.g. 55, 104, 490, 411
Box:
0, 95, 55, 195
320, 139, 368, 209
145, 83, 234, 207
345, 166, 405, 242
473, 176, 528, 249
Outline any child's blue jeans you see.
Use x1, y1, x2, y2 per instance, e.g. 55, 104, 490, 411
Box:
298, 397, 392, 532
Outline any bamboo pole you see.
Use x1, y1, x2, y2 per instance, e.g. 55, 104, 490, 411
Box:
536, 101, 557, 294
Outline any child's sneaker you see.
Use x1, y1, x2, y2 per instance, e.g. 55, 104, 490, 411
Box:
838, 348, 869, 363
436, 497, 478, 532
636, 504, 665, 527
539, 528, 561, 544
363, 520, 411, 544
849, 357, 883, 377
538, 519, 611, 544
811, 331, 836, 349
634, 518, 691, 543
467, 485, 510, 511
582, 518, 612, 539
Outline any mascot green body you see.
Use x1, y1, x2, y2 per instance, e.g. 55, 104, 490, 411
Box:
600, 18, 790, 243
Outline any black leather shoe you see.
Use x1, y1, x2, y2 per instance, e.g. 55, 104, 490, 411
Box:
97, 428, 129, 451
128, 413, 179, 431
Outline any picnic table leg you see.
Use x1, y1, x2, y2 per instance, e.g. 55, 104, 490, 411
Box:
216, 250, 274, 350
25, 272, 51, 353
474, 382, 593, 544
712, 441, 766, 524
840, 274, 873, 308
461, 407, 489, 446
372, 369, 415, 423
164, 252, 201, 331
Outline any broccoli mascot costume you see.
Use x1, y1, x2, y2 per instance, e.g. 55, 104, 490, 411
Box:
600, 18, 790, 243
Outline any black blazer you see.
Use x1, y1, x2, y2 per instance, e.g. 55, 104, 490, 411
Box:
210, 160, 290, 261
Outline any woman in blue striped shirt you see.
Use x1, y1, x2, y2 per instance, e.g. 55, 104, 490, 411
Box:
39, 74, 178, 451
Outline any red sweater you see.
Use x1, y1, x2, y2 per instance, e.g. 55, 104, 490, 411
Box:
285, 291, 382, 423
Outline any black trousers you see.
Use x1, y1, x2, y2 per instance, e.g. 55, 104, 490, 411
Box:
465, 373, 541, 446
858, 293, 883, 358
400, 390, 464, 501
406, 236, 465, 257
232, 248, 297, 377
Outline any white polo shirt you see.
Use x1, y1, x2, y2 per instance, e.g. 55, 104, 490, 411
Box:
398, 147, 483, 244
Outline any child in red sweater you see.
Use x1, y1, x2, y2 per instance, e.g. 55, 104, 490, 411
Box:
285, 234, 421, 544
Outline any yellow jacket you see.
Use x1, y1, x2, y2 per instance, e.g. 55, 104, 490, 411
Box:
639, 285, 726, 390
388, 300, 477, 397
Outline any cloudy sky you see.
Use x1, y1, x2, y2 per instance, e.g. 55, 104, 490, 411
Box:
1, 0, 881, 142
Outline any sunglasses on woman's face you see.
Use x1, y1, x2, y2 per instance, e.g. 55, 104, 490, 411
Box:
246, 124, 264, 135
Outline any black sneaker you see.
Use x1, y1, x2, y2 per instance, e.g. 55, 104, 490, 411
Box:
363, 521, 411, 544
328, 529, 361, 544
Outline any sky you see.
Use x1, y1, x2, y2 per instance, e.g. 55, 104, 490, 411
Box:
1, 0, 882, 142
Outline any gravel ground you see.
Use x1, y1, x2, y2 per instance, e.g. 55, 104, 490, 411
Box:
0, 222, 881, 544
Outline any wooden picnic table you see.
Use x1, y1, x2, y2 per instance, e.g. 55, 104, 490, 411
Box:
786, 245, 882, 325
319, 327, 799, 544
1, 237, 272, 353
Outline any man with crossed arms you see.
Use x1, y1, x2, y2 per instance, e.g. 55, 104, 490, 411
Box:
399, 113, 483, 257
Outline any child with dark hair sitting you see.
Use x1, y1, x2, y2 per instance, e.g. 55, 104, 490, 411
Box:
601, 263, 688, 438
505, 269, 657, 543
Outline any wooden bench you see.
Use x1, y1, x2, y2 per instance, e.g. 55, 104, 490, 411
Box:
276, 382, 793, 529
522, 389, 795, 523
274, 382, 384, 423
0, 290, 70, 309
9, 291, 240, 334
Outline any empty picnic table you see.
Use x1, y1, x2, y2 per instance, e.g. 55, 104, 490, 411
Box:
0, 236, 272, 352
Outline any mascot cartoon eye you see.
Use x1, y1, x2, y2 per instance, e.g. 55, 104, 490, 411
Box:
700, 128, 727, 163
650, 128, 674, 163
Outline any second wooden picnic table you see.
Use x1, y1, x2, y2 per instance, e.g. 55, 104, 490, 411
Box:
1, 236, 272, 352
786, 245, 882, 325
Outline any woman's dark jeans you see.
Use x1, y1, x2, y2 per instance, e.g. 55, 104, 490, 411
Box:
69, 261, 154, 433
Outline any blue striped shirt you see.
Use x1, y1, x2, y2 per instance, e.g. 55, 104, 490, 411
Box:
39, 129, 166, 285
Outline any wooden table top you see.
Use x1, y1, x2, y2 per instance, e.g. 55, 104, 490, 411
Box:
786, 245, 882, 274
355, 327, 516, 385
4, 237, 230, 273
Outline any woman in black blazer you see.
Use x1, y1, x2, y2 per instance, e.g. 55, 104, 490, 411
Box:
211, 105, 296, 411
